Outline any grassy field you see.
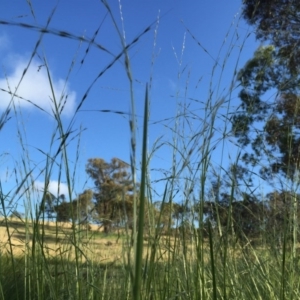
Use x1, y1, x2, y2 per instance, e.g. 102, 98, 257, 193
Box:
1, 1, 300, 299
1, 216, 300, 299
0, 218, 123, 261
0, 217, 192, 264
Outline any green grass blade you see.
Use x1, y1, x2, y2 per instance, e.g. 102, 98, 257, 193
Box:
133, 84, 149, 300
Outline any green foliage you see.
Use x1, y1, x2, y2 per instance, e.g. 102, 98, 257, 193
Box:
233, 2, 300, 183
203, 193, 263, 239
152, 201, 190, 233
55, 201, 73, 222
86, 157, 136, 232
242, 0, 300, 76
54, 190, 94, 223
202, 186, 300, 243
265, 190, 300, 243
39, 192, 57, 219
231, 1, 300, 246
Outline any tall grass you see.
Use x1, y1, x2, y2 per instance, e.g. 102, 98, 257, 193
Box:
0, 1, 300, 300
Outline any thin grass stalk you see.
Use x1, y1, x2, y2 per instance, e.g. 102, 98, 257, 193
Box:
133, 84, 148, 300
220, 174, 237, 300
280, 211, 288, 300
1, 184, 24, 300
288, 98, 300, 295
197, 121, 218, 299
43, 56, 83, 299
0, 281, 4, 300
101, 1, 140, 280
208, 220, 217, 300
145, 183, 169, 296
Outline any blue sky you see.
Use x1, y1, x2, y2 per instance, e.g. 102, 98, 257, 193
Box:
0, 0, 259, 213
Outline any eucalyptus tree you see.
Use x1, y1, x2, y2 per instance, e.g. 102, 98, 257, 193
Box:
230, 0, 300, 246
86, 157, 135, 233
231, 0, 300, 183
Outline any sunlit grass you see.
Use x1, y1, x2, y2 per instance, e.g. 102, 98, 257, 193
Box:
0, 216, 300, 299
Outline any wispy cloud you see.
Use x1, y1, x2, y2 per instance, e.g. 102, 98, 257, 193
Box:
0, 56, 76, 117
0, 32, 10, 52
168, 78, 177, 91
34, 180, 70, 198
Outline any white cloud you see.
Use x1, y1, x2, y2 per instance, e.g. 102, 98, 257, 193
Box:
34, 180, 70, 198
0, 57, 76, 117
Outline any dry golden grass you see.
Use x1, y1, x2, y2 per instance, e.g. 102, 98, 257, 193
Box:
0, 217, 201, 266
0, 218, 126, 263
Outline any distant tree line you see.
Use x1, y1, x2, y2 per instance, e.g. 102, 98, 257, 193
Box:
38, 155, 300, 244
202, 191, 300, 244
40, 157, 189, 235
